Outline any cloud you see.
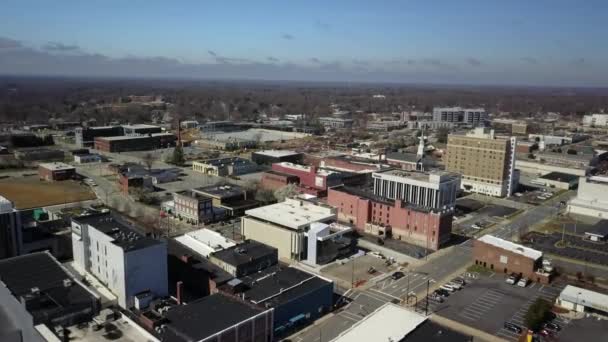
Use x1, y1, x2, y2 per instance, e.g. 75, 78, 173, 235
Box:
206, 50, 251, 64
314, 19, 331, 31
0, 37, 22, 49
43, 42, 79, 52
466, 57, 482, 67
281, 33, 294, 40
309, 57, 321, 64
521, 57, 539, 65
266, 56, 280, 63
207, 50, 217, 57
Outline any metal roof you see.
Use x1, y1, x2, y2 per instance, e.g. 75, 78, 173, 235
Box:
478, 234, 542, 260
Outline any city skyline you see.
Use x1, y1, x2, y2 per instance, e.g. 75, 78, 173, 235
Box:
1, 0, 607, 86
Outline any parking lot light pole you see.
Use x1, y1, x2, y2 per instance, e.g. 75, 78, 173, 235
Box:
425, 279, 430, 316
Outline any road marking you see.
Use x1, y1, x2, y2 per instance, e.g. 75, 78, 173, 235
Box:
489, 273, 496, 278
367, 289, 402, 302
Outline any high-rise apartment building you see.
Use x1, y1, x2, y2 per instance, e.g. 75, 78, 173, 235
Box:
432, 107, 488, 125
446, 127, 518, 197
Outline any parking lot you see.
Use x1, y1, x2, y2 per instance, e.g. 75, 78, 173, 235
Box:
523, 232, 608, 265
511, 186, 559, 205
432, 274, 566, 341
454, 198, 520, 237
321, 254, 397, 289
558, 316, 608, 341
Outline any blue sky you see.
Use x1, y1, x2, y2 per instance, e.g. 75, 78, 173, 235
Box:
1, 0, 607, 86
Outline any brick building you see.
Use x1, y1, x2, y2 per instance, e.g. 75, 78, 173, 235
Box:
94, 133, 176, 153
473, 234, 550, 284
38, 162, 76, 181
327, 186, 452, 250
260, 170, 300, 191
268, 162, 365, 197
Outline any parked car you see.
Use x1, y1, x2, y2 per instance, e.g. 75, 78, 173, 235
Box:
506, 273, 521, 285
435, 289, 450, 297
429, 293, 444, 303
543, 322, 561, 332
538, 329, 552, 337
451, 278, 466, 286
440, 284, 456, 292
368, 251, 384, 259
504, 322, 522, 334
517, 277, 529, 287
391, 271, 405, 280
471, 224, 481, 230
447, 281, 462, 290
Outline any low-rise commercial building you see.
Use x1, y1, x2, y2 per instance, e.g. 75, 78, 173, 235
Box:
241, 197, 336, 260
195, 137, 258, 151
173, 189, 221, 224
556, 285, 608, 315
328, 186, 452, 250
192, 184, 259, 217
122, 124, 162, 136
74, 153, 102, 164
71, 212, 168, 308
174, 228, 236, 258
158, 294, 274, 342
14, 148, 65, 163
583, 113, 608, 127
251, 150, 303, 165
515, 159, 588, 177
117, 165, 180, 194
75, 125, 124, 147
209, 240, 278, 277
534, 172, 579, 189
94, 132, 176, 152
318, 116, 354, 129
260, 170, 300, 191
270, 162, 345, 196
0, 252, 100, 341
38, 162, 76, 181
192, 157, 258, 177
473, 234, 550, 284
568, 176, 608, 218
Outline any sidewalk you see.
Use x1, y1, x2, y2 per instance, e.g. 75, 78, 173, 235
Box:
430, 314, 508, 342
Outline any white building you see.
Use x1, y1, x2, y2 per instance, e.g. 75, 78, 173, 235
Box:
432, 107, 488, 125
241, 197, 336, 260
305, 222, 352, 266
556, 285, 608, 315
372, 169, 460, 212
71, 212, 168, 309
583, 113, 608, 127
568, 176, 608, 218
174, 228, 236, 257
330, 303, 427, 342
74, 153, 102, 164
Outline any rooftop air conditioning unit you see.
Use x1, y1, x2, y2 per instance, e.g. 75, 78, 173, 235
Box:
63, 279, 73, 287
30, 287, 40, 295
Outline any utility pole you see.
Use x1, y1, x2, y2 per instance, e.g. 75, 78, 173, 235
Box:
425, 279, 430, 316
351, 258, 355, 289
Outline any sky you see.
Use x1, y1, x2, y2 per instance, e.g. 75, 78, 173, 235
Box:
1, 0, 607, 86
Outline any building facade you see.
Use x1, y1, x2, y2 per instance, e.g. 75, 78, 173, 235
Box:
260, 170, 300, 191
38, 162, 76, 181
568, 176, 608, 218
251, 150, 303, 165
173, 190, 217, 224
192, 157, 258, 177
583, 113, 608, 127
446, 127, 518, 197
94, 133, 176, 153
372, 169, 460, 212
432, 107, 488, 125
71, 213, 168, 308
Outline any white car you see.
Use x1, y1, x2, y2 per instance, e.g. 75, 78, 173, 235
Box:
517, 278, 528, 287
440, 284, 456, 292
448, 281, 462, 290
368, 251, 384, 259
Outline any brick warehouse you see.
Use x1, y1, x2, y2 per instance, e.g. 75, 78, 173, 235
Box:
473, 235, 550, 284
327, 186, 452, 250
38, 162, 76, 181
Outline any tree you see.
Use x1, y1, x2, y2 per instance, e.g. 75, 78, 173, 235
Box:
141, 152, 157, 172
167, 145, 185, 166
255, 189, 276, 204
273, 183, 299, 202
524, 298, 553, 331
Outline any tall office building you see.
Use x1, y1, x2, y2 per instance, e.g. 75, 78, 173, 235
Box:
372, 169, 460, 212
446, 127, 518, 197
0, 196, 20, 259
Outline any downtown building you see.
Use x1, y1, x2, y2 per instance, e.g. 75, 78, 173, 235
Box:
432, 107, 488, 126
445, 127, 518, 197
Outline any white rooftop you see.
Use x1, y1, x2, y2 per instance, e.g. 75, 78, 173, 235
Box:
122, 124, 159, 129
245, 197, 335, 230
39, 162, 75, 171
330, 303, 427, 342
0, 195, 14, 214
255, 149, 300, 158
478, 235, 543, 260
174, 228, 236, 257
559, 285, 608, 312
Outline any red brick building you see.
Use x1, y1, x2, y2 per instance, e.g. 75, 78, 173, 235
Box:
38, 162, 76, 181
327, 186, 452, 250
473, 235, 550, 284
260, 170, 300, 191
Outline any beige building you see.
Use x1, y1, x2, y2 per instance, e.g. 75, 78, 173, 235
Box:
240, 197, 336, 260
446, 127, 517, 197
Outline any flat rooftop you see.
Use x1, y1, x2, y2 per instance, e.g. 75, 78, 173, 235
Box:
39, 162, 75, 171
97, 132, 174, 141
211, 240, 277, 267
160, 294, 267, 342
72, 212, 162, 252
122, 124, 160, 129
242, 266, 331, 308
374, 169, 459, 184
386, 152, 419, 163
0, 252, 98, 325
254, 149, 301, 158
559, 285, 608, 310
478, 234, 542, 260
195, 157, 253, 166
539, 172, 579, 182
245, 197, 335, 230
194, 184, 245, 199
331, 303, 427, 342
174, 228, 236, 258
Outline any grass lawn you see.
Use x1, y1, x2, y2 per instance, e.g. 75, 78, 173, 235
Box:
0, 176, 96, 209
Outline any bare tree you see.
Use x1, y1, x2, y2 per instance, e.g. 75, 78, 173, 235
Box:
141, 152, 157, 172
273, 183, 299, 202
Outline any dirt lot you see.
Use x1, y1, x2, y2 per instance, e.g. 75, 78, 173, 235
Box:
321, 254, 397, 288
0, 175, 96, 209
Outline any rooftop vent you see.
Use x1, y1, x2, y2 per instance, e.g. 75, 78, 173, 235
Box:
63, 279, 73, 288
30, 287, 40, 295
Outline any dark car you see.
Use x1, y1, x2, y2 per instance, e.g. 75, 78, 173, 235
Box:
543, 322, 561, 332
504, 322, 522, 334
435, 288, 450, 297
391, 271, 405, 280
